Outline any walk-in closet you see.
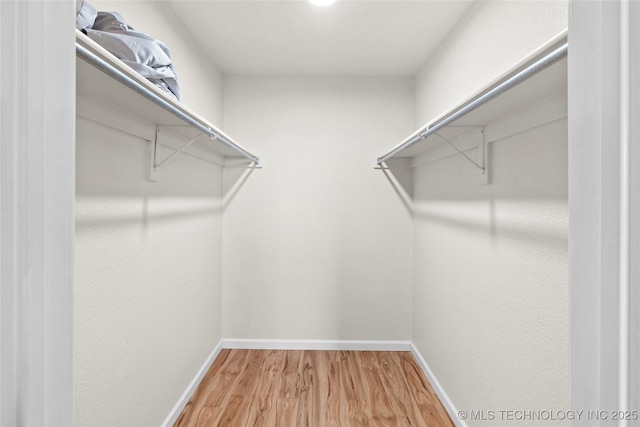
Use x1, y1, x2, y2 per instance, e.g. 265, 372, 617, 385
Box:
1, 0, 638, 426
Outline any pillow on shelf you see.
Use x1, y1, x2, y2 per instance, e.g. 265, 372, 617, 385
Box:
82, 10, 181, 101
75, 0, 97, 31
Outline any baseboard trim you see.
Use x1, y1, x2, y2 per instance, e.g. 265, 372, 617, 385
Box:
221, 339, 412, 352
410, 343, 467, 427
161, 340, 223, 427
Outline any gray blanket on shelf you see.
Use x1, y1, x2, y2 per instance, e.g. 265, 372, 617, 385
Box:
77, 2, 181, 100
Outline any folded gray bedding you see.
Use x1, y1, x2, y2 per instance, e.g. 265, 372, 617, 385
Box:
76, 1, 181, 101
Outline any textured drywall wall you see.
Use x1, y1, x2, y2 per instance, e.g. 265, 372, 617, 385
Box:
413, 120, 569, 426
412, 1, 569, 425
75, 118, 223, 427
74, 3, 225, 426
222, 77, 414, 341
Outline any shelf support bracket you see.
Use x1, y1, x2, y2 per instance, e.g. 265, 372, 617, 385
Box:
435, 128, 489, 184
147, 127, 160, 182
480, 127, 489, 185
147, 126, 207, 182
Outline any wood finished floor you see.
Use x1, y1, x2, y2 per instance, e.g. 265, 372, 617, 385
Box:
175, 349, 454, 427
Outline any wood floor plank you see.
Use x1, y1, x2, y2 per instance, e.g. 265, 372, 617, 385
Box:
323, 353, 342, 427
339, 351, 372, 426
339, 351, 367, 402
175, 350, 236, 427
275, 398, 298, 427
398, 352, 454, 426
357, 351, 399, 426
175, 349, 454, 427
296, 350, 321, 427
279, 350, 303, 399
210, 394, 244, 426
376, 352, 423, 427
202, 349, 246, 408
245, 350, 286, 426
193, 407, 215, 427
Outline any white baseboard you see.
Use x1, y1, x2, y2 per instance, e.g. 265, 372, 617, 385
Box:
161, 340, 223, 427
410, 343, 467, 427
221, 338, 411, 352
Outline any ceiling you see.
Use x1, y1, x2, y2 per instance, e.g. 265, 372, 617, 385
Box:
168, 0, 473, 77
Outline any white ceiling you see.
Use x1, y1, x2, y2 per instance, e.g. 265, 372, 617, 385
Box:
168, 0, 472, 77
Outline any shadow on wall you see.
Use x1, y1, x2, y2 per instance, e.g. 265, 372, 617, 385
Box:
379, 157, 413, 216
378, 126, 569, 250
413, 199, 568, 249
74, 197, 223, 231
75, 118, 225, 198
75, 135, 226, 235
223, 161, 258, 209
76, 118, 260, 232
380, 169, 567, 250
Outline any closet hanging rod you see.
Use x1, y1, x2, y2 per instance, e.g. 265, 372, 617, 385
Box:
377, 42, 568, 165
76, 43, 260, 165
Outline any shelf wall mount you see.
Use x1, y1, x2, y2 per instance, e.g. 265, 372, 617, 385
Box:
376, 127, 489, 184
434, 126, 489, 184
148, 126, 203, 182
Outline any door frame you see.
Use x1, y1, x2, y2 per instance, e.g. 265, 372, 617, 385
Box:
569, 0, 639, 424
0, 1, 75, 424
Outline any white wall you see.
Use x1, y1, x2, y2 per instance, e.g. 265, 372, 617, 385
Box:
75, 121, 223, 426
411, 1, 569, 425
74, 2, 225, 426
222, 77, 414, 342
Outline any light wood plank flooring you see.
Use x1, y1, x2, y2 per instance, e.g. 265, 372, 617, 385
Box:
175, 349, 454, 426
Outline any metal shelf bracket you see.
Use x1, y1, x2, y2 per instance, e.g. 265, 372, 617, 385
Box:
435, 127, 489, 184
147, 126, 209, 182
480, 127, 489, 185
